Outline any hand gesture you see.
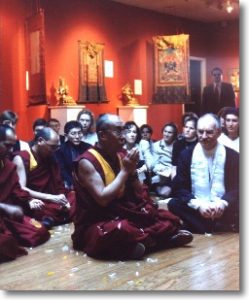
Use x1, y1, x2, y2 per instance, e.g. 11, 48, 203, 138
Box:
211, 201, 226, 219
199, 202, 214, 219
122, 148, 139, 173
29, 199, 45, 210
50, 194, 69, 207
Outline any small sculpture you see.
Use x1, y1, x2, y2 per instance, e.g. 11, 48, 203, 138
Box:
57, 77, 76, 106
121, 83, 139, 106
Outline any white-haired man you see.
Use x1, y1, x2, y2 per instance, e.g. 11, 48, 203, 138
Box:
168, 113, 239, 233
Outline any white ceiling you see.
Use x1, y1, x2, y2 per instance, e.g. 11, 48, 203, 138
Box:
110, 0, 240, 23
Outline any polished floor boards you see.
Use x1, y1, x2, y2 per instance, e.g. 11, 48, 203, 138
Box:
0, 223, 239, 291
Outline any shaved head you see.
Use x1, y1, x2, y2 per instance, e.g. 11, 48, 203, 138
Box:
96, 114, 123, 133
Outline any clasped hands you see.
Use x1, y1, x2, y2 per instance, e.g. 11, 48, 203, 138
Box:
199, 201, 226, 219
122, 147, 139, 174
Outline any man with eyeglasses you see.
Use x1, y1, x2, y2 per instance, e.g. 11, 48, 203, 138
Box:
55, 121, 91, 190
201, 67, 236, 115
12, 127, 76, 229
71, 113, 193, 261
168, 113, 239, 234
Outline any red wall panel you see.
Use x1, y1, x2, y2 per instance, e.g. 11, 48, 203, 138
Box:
0, 0, 239, 140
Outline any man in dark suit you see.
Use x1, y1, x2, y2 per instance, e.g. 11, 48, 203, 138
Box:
201, 67, 235, 115
168, 114, 239, 234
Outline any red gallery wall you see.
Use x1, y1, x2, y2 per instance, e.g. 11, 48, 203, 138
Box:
0, 0, 239, 141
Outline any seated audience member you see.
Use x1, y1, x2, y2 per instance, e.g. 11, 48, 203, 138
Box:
123, 121, 153, 184
55, 121, 91, 190
29, 118, 48, 147
77, 109, 98, 145
178, 112, 199, 140
139, 124, 155, 170
71, 114, 193, 260
217, 107, 231, 133
12, 127, 76, 229
140, 124, 154, 142
48, 118, 65, 144
168, 114, 239, 234
171, 116, 198, 178
0, 109, 30, 152
152, 122, 178, 197
0, 125, 50, 252
218, 107, 239, 153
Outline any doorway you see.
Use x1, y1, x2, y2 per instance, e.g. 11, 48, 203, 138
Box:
185, 57, 206, 116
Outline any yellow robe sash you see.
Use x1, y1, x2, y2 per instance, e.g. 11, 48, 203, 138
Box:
88, 148, 125, 195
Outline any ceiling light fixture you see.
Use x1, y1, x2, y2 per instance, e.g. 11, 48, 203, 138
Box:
226, 1, 234, 13
204, 0, 238, 14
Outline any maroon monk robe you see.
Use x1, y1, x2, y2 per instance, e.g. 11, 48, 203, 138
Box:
17, 150, 76, 224
0, 158, 50, 248
71, 147, 181, 259
0, 218, 28, 263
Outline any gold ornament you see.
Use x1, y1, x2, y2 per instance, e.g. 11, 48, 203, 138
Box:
57, 77, 76, 106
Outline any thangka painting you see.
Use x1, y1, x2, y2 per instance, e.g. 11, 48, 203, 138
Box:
152, 34, 190, 104
78, 41, 108, 103
26, 9, 47, 105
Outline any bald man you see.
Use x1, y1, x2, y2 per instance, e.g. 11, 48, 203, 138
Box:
168, 113, 239, 233
71, 113, 193, 260
12, 127, 76, 228
0, 125, 49, 261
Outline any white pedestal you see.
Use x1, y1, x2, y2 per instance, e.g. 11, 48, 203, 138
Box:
117, 106, 148, 127
48, 105, 85, 134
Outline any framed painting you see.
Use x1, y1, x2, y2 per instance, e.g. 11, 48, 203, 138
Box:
152, 34, 190, 104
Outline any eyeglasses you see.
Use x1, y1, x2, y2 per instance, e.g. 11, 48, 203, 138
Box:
45, 141, 60, 150
68, 131, 83, 136
2, 120, 16, 127
104, 127, 125, 137
112, 129, 125, 137
0, 141, 15, 149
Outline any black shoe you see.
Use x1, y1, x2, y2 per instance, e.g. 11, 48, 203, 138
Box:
169, 230, 193, 247
129, 243, 146, 260
42, 216, 55, 230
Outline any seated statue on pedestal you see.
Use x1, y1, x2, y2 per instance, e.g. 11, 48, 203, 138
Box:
121, 83, 139, 106
57, 77, 76, 106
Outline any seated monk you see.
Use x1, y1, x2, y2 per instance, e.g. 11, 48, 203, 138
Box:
12, 127, 76, 229
0, 125, 50, 255
71, 114, 193, 260
0, 203, 28, 263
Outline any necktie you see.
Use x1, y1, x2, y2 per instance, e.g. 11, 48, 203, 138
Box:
214, 84, 219, 102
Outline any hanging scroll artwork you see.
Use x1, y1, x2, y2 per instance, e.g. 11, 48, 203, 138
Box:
26, 9, 47, 105
152, 34, 190, 104
77, 41, 108, 103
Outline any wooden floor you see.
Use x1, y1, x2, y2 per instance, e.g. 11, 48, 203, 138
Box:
0, 223, 239, 291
